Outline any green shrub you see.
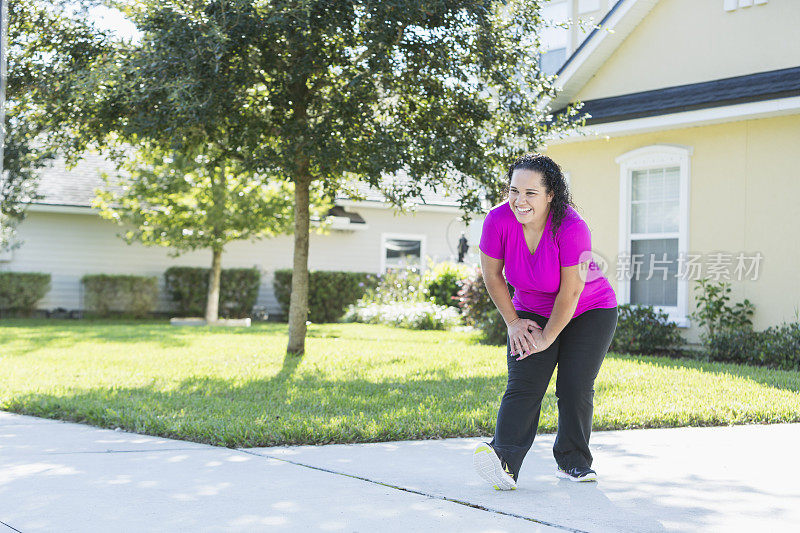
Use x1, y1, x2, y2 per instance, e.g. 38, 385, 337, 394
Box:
422, 261, 473, 307
163, 267, 208, 316
690, 279, 755, 341
610, 304, 684, 355
164, 267, 261, 318
343, 301, 462, 330
706, 321, 800, 370
455, 267, 512, 345
358, 268, 426, 305
0, 272, 51, 316
219, 269, 261, 318
273, 269, 378, 323
81, 274, 159, 318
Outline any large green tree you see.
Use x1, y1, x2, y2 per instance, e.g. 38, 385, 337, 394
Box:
2, 0, 110, 249
68, 0, 583, 354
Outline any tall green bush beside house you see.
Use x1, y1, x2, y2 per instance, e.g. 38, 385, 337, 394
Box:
0, 272, 51, 317
81, 274, 158, 318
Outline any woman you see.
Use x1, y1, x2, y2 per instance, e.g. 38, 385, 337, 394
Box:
472, 154, 618, 490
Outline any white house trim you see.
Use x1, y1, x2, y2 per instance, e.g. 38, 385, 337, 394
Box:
27, 203, 95, 215
338, 199, 462, 214
616, 144, 692, 327
380, 232, 427, 273
545, 95, 800, 144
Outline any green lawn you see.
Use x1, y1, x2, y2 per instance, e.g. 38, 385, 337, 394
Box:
1, 319, 799, 447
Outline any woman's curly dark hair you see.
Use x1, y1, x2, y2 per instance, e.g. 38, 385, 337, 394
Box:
506, 153, 575, 238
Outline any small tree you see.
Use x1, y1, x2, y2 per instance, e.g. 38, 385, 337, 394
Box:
94, 141, 328, 322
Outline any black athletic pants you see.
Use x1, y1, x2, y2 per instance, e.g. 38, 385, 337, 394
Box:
489, 306, 618, 479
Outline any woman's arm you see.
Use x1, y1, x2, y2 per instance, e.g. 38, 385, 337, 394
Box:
480, 251, 540, 356
526, 261, 589, 356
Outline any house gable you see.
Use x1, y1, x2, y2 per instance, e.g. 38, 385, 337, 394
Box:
574, 0, 800, 102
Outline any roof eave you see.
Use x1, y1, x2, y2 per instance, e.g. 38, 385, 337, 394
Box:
539, 0, 660, 113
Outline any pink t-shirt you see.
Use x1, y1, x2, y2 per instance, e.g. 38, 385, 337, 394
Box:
479, 202, 617, 318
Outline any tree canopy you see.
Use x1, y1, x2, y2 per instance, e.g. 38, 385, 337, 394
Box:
1, 0, 111, 249
63, 0, 583, 352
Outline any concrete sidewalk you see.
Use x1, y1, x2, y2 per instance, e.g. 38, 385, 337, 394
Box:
1, 411, 798, 532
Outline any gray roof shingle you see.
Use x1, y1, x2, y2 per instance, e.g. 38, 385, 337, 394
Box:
553, 66, 800, 125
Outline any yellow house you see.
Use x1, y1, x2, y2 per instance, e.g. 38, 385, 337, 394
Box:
539, 0, 800, 345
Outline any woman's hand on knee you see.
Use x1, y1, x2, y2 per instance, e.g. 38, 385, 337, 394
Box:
507, 318, 541, 358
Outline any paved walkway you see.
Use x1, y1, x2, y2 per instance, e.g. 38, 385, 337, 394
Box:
1, 411, 798, 532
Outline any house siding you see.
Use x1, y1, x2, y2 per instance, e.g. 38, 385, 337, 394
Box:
2, 205, 483, 318
543, 113, 800, 342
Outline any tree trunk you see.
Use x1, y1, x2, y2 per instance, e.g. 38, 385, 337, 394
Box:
287, 172, 311, 355
205, 247, 222, 323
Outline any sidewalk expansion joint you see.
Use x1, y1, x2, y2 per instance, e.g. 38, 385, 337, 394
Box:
0, 519, 23, 532
237, 449, 589, 533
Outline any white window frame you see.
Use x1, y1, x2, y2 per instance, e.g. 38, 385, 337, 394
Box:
616, 144, 692, 327
380, 233, 427, 274
725, 0, 767, 11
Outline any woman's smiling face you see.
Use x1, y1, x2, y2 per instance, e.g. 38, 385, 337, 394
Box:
508, 168, 554, 225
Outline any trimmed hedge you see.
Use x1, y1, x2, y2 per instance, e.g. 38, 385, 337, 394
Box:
273, 269, 378, 323
164, 267, 261, 318
610, 304, 684, 355
706, 321, 800, 370
81, 274, 159, 318
0, 272, 51, 316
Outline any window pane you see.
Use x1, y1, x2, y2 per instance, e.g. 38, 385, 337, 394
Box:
649, 201, 666, 233
650, 169, 664, 201
539, 0, 569, 75
664, 201, 680, 233
632, 170, 647, 201
664, 167, 679, 200
539, 48, 567, 75
630, 238, 678, 307
385, 239, 421, 269
631, 203, 646, 234
540, 1, 569, 49
630, 166, 681, 235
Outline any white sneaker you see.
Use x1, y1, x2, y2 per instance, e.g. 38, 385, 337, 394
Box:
473, 442, 517, 490
556, 466, 598, 482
